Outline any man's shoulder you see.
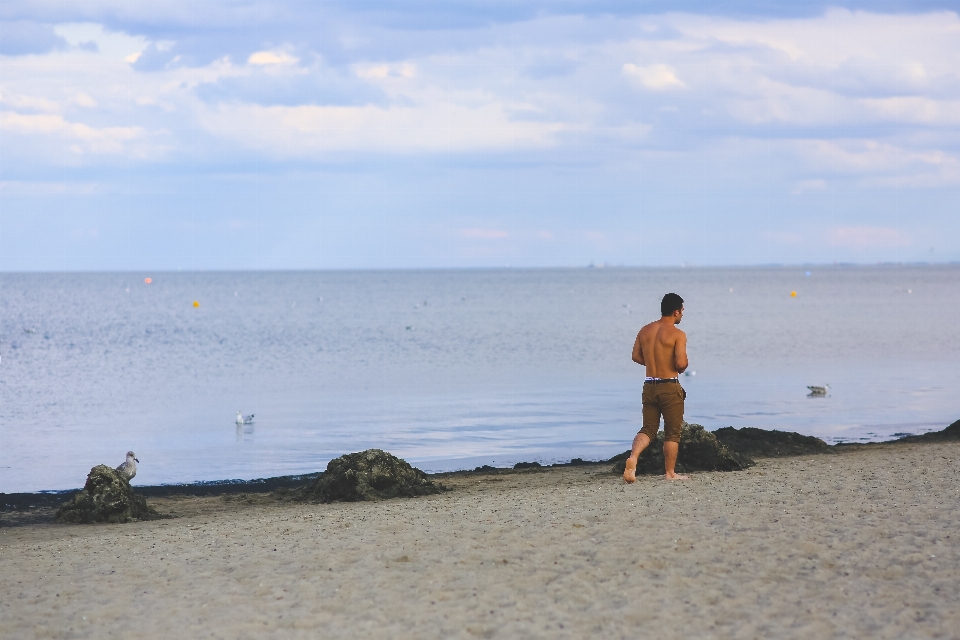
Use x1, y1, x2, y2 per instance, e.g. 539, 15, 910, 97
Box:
639, 320, 659, 333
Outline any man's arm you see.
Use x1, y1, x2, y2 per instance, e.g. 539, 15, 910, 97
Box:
674, 331, 688, 373
632, 331, 645, 365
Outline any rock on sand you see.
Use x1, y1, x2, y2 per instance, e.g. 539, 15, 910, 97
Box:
299, 449, 444, 503
56, 465, 161, 524
712, 426, 832, 457
892, 419, 960, 443
610, 422, 754, 475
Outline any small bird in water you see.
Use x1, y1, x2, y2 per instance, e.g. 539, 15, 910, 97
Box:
807, 385, 829, 397
235, 411, 255, 425
116, 451, 139, 480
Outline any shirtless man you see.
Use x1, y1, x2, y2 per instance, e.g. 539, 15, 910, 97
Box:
623, 293, 689, 482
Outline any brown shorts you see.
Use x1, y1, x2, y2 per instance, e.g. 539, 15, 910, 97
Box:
640, 382, 686, 443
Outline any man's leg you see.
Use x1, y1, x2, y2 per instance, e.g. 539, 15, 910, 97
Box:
624, 387, 660, 483
661, 385, 689, 480
623, 432, 650, 482
662, 441, 688, 481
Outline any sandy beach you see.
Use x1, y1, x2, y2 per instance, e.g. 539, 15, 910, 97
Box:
2, 442, 958, 639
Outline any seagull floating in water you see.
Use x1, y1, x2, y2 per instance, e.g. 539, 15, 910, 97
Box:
807, 385, 829, 397
116, 451, 139, 480
236, 411, 255, 425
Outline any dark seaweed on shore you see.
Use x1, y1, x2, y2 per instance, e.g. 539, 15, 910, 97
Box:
4, 419, 958, 513
712, 427, 832, 458
888, 418, 960, 443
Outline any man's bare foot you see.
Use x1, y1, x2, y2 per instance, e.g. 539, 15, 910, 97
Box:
623, 459, 637, 483
665, 472, 689, 480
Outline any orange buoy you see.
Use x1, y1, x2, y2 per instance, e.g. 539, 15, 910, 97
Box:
144, 277, 152, 284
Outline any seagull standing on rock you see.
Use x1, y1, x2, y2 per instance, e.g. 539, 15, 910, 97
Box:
116, 451, 139, 480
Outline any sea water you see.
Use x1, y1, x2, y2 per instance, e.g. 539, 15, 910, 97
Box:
1, 266, 957, 492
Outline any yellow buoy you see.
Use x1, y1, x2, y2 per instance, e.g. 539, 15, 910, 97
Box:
193, 300, 200, 308
790, 291, 797, 297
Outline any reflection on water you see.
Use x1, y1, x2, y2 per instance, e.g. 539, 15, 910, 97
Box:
236, 423, 255, 442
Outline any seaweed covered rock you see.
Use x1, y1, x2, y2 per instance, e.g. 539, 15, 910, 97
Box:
299, 449, 443, 503
514, 461, 542, 469
891, 419, 960, 443
610, 423, 754, 476
712, 426, 832, 458
56, 465, 161, 524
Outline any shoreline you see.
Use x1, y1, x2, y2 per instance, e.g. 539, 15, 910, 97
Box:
3, 420, 957, 511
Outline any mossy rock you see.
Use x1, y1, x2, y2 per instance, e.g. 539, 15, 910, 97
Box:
712, 426, 831, 458
610, 423, 754, 475
56, 465, 162, 524
299, 449, 444, 503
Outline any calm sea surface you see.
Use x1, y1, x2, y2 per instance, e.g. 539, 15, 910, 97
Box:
1, 266, 957, 493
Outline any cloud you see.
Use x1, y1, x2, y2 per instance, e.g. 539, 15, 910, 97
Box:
0, 111, 154, 156
0, 21, 67, 55
797, 139, 960, 186
198, 102, 566, 155
827, 226, 912, 248
0, 91, 60, 113
72, 93, 98, 108
622, 63, 686, 91
355, 63, 416, 79
248, 50, 299, 66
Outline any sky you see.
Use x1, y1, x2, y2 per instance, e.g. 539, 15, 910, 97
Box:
1, 0, 958, 270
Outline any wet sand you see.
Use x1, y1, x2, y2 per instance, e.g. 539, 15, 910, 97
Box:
2, 442, 958, 639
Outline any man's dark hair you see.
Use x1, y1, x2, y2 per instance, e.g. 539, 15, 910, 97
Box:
661, 293, 684, 316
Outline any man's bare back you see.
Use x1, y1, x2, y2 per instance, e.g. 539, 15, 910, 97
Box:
631, 312, 688, 378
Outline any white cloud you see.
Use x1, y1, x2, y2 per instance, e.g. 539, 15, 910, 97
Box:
198, 102, 566, 155
53, 22, 148, 60
797, 139, 960, 185
861, 97, 960, 126
622, 63, 686, 91
0, 111, 155, 156
248, 51, 299, 66
72, 92, 97, 108
0, 91, 60, 113
356, 63, 416, 80
827, 226, 912, 248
